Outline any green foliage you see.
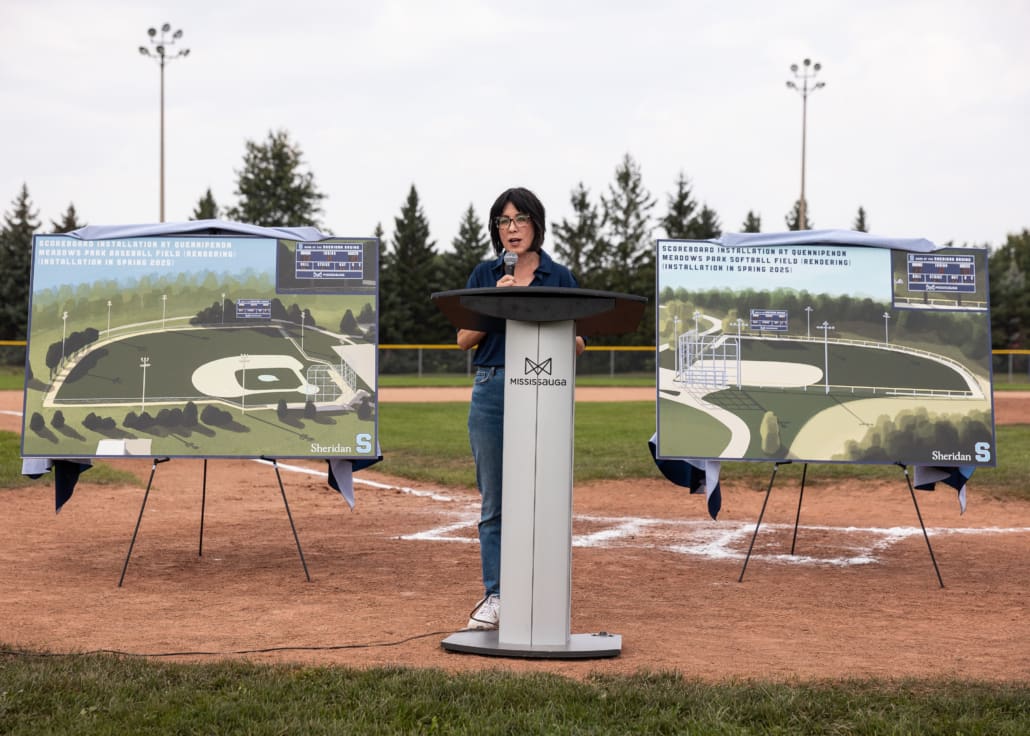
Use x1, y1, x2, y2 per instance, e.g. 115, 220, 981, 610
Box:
0, 185, 39, 349
785, 198, 813, 230
741, 210, 762, 233
379, 185, 450, 346
760, 410, 781, 455
988, 228, 1030, 349
595, 154, 657, 346
190, 187, 219, 220
1, 654, 1028, 735
225, 129, 326, 227
438, 203, 490, 291
853, 206, 868, 232
49, 202, 85, 233
551, 181, 600, 280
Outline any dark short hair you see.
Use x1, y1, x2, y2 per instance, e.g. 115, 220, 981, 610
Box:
488, 187, 546, 254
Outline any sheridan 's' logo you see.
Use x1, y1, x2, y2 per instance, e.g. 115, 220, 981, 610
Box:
524, 357, 552, 376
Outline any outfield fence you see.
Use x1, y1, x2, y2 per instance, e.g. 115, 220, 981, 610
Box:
3, 339, 1030, 382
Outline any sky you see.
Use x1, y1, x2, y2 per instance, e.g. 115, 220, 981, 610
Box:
3, 0, 1029, 255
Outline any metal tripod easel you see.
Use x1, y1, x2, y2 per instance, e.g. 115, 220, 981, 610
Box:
118, 457, 311, 587
737, 461, 944, 588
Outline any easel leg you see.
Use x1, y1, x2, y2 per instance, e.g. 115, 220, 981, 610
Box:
198, 459, 208, 557
739, 462, 789, 582
790, 463, 808, 555
268, 458, 311, 582
898, 464, 945, 588
118, 457, 170, 587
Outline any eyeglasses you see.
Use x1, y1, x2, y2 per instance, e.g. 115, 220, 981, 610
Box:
494, 213, 532, 229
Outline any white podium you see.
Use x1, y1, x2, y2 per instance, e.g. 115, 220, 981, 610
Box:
431, 286, 645, 659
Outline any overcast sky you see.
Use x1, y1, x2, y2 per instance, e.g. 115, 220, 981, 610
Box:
3, 0, 1028, 254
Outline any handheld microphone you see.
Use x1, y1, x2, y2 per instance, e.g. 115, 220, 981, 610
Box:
502, 251, 518, 277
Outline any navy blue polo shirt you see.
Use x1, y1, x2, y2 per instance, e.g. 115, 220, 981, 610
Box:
464, 249, 580, 367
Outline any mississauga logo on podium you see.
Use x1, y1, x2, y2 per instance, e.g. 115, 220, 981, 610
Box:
510, 355, 568, 386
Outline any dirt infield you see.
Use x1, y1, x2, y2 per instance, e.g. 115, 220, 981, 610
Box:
2, 390, 1028, 681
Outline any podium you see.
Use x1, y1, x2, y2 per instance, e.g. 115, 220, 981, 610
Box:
431, 286, 646, 659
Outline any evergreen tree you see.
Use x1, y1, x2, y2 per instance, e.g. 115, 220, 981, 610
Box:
599, 154, 656, 344
852, 206, 868, 232
690, 204, 722, 239
225, 129, 325, 227
600, 154, 656, 288
191, 188, 219, 220
552, 182, 600, 282
785, 198, 812, 230
660, 171, 699, 239
379, 185, 449, 344
49, 203, 85, 233
988, 229, 1030, 348
741, 210, 762, 233
0, 185, 40, 356
440, 204, 490, 290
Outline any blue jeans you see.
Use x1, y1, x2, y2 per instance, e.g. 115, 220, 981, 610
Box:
468, 367, 504, 597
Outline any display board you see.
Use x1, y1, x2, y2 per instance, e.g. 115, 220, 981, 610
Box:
656, 237, 995, 467
21, 234, 379, 460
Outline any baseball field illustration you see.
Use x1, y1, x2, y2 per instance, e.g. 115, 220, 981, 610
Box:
656, 239, 995, 467
21, 234, 379, 459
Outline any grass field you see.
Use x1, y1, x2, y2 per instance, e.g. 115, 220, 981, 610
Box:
1, 654, 1028, 735
2, 366, 1029, 732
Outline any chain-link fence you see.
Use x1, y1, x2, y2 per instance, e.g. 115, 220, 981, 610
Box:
993, 350, 1030, 383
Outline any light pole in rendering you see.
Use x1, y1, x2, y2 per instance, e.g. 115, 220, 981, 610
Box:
818, 320, 835, 394
139, 356, 150, 411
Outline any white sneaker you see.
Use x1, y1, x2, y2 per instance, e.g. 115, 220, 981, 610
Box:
466, 594, 500, 630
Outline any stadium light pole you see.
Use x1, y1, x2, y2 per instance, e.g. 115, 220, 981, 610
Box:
672, 315, 680, 378
804, 305, 813, 338
61, 311, 68, 365
818, 320, 835, 394
301, 311, 306, 351
734, 318, 745, 389
239, 353, 249, 411
162, 294, 167, 330
221, 293, 226, 325
139, 356, 150, 411
107, 300, 112, 337
883, 312, 891, 344
139, 23, 190, 222
786, 58, 825, 230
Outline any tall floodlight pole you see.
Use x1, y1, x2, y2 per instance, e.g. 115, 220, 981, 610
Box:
239, 353, 250, 411
139, 23, 190, 222
672, 315, 681, 378
301, 311, 306, 351
734, 318, 744, 389
107, 300, 112, 337
804, 305, 813, 338
162, 294, 167, 329
139, 356, 150, 411
61, 311, 68, 365
786, 58, 825, 230
883, 312, 891, 344
221, 293, 226, 324
818, 320, 835, 394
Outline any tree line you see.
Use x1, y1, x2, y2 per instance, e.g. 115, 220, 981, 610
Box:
2, 128, 1028, 361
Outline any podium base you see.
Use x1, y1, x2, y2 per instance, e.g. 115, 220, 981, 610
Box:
441, 630, 621, 659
